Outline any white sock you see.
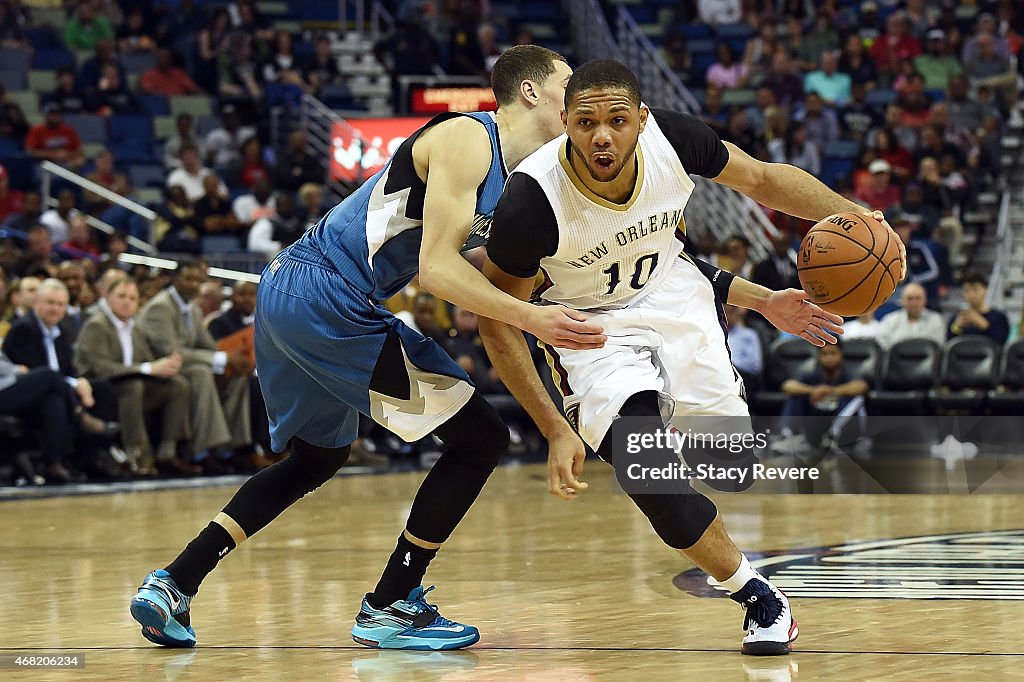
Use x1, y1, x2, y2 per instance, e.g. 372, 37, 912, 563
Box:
720, 554, 760, 594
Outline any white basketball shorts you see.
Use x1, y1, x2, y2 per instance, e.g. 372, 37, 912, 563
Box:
541, 256, 749, 451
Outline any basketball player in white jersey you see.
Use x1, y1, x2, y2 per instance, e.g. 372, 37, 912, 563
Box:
480, 60, 907, 655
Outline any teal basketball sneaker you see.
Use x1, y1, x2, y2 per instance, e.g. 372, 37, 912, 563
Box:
129, 569, 197, 648
351, 586, 480, 650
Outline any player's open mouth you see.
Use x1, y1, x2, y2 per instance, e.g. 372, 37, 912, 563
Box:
593, 154, 615, 170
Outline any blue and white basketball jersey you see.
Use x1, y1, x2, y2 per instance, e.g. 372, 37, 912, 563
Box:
301, 111, 507, 301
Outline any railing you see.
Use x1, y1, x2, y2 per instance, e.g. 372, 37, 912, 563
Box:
40, 160, 158, 254
371, 1, 394, 41
337, 0, 393, 39
301, 92, 359, 200
564, 0, 776, 260
119, 253, 263, 283
987, 191, 1012, 308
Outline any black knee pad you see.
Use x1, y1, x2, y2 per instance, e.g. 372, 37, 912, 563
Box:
433, 393, 509, 472
628, 489, 719, 550
288, 439, 351, 488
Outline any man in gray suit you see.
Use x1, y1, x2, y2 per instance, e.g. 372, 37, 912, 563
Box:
139, 261, 251, 457
75, 277, 195, 475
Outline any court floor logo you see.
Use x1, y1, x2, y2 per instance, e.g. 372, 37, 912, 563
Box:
674, 530, 1024, 600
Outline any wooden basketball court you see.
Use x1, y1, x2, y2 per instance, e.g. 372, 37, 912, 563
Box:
4, 463, 1023, 680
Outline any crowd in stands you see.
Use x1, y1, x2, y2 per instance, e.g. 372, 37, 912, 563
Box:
2, 0, 1023, 484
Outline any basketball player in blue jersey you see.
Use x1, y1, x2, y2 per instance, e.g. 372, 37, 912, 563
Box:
129, 46, 603, 652
480, 61, 907, 655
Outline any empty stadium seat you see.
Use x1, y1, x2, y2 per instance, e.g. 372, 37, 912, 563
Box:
869, 339, 941, 414
842, 338, 882, 386
929, 337, 999, 411
129, 163, 167, 188
0, 70, 27, 91
753, 337, 819, 414
120, 52, 157, 74
28, 70, 58, 93
170, 95, 212, 119
63, 114, 106, 144
138, 94, 171, 116
0, 48, 30, 74
108, 115, 153, 144
987, 340, 1024, 414
823, 139, 860, 159
31, 48, 75, 71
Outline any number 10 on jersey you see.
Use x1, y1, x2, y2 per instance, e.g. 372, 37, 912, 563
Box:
603, 252, 660, 295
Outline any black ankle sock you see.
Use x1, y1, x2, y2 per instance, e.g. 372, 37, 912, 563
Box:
165, 522, 236, 596
369, 535, 438, 608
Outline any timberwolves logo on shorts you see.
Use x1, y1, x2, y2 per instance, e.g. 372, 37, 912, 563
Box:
674, 530, 1024, 600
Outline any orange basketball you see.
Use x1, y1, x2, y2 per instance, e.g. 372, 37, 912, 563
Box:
797, 212, 901, 317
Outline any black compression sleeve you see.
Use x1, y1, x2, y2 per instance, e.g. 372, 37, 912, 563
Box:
486, 172, 559, 278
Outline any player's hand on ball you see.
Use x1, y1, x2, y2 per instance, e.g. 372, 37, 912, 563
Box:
527, 305, 607, 350
864, 209, 907, 281
763, 289, 844, 347
547, 426, 589, 500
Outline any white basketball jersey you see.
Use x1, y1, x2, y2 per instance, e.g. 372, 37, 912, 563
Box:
514, 114, 696, 310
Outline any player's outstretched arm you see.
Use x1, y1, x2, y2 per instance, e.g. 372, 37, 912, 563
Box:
416, 118, 605, 348
478, 258, 589, 500
712, 141, 907, 280
728, 276, 845, 348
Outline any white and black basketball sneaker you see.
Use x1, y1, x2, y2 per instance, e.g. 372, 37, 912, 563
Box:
730, 577, 799, 655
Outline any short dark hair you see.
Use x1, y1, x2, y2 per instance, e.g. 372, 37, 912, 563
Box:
564, 59, 641, 110
962, 271, 989, 287
490, 45, 567, 107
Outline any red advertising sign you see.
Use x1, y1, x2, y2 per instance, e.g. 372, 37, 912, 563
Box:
410, 86, 497, 114
329, 117, 430, 183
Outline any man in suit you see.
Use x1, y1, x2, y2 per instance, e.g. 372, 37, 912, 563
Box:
75, 277, 196, 475
752, 232, 800, 292
139, 262, 251, 458
2, 278, 119, 480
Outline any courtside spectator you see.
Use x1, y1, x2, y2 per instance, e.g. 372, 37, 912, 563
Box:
877, 283, 946, 349
948, 272, 1010, 345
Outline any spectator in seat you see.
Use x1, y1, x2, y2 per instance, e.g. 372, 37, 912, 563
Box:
154, 186, 201, 254
2, 191, 40, 232
141, 48, 200, 97
725, 304, 762, 396
964, 33, 1016, 107
44, 66, 88, 115
219, 34, 263, 104
247, 192, 304, 260
116, 7, 156, 54
232, 177, 276, 232
780, 341, 868, 451
163, 114, 203, 171
140, 261, 251, 460
795, 92, 840, 150
753, 232, 800, 291
0, 163, 23, 223
706, 42, 749, 90
0, 84, 29, 144
204, 104, 256, 179
7, 275, 39, 320
303, 34, 343, 95
273, 131, 324, 192
962, 13, 1012, 64
0, 349, 91, 483
26, 104, 84, 170
90, 63, 139, 116
948, 271, 1010, 345
84, 149, 131, 216
40, 188, 78, 244
877, 283, 947, 349
856, 159, 902, 211
208, 280, 271, 463
914, 29, 962, 91
194, 174, 242, 243
2, 277, 120, 479
195, 9, 233, 95
443, 305, 503, 393
63, 1, 114, 51
804, 50, 851, 106
262, 31, 309, 91
700, 85, 730, 136
761, 49, 805, 106
75, 277, 194, 476
768, 122, 820, 176
299, 182, 326, 227
838, 32, 877, 91
869, 11, 922, 79
239, 136, 269, 189
890, 209, 942, 304
78, 39, 125, 97
844, 312, 881, 340
196, 281, 224, 326
799, 11, 840, 71
56, 260, 88, 334
166, 145, 224, 204
17, 226, 61, 278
